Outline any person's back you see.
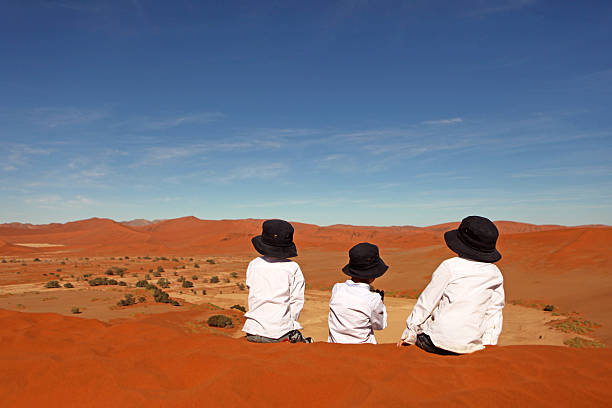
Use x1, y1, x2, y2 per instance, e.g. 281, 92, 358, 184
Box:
241, 219, 310, 343
328, 242, 388, 344
243, 256, 304, 339
399, 216, 505, 354
328, 279, 386, 344
413, 257, 504, 352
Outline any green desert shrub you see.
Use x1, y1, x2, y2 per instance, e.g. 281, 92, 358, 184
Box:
144, 274, 151, 280
45, 281, 61, 288
192, 275, 198, 280
88, 277, 118, 286
118, 281, 127, 286
230, 272, 238, 279
135, 280, 148, 287
157, 266, 165, 273
230, 304, 246, 313
117, 294, 136, 307
71, 307, 81, 314
236, 282, 246, 291
63, 283, 74, 288
157, 278, 170, 288
201, 289, 207, 295
34, 258, 41, 262
194, 263, 200, 268
182, 280, 194, 288
543, 305, 555, 312
207, 315, 233, 328
105, 266, 127, 277
138, 296, 146, 303
206, 259, 215, 264
210, 276, 220, 283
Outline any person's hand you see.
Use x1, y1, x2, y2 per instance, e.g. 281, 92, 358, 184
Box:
374, 289, 385, 301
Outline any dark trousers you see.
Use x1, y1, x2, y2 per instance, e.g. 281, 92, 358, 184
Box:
415, 333, 459, 355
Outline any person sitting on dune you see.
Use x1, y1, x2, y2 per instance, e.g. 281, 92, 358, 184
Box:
328, 242, 388, 344
242, 219, 312, 343
398, 216, 505, 355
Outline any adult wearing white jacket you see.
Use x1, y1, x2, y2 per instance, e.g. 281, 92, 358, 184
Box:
398, 216, 505, 355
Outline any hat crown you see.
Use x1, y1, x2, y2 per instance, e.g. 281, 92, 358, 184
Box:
457, 216, 499, 252
261, 219, 294, 247
348, 242, 381, 270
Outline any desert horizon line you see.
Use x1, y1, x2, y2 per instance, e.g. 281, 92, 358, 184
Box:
1, 215, 609, 230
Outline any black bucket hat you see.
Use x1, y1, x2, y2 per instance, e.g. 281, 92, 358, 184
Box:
342, 242, 388, 280
444, 216, 501, 263
251, 219, 298, 258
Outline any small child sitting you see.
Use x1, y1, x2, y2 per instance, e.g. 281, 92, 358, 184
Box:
328, 242, 388, 344
398, 215, 505, 354
242, 219, 312, 343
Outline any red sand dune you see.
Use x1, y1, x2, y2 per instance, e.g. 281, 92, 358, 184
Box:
0, 309, 610, 407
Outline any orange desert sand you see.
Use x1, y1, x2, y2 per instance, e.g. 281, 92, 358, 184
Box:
1, 217, 611, 406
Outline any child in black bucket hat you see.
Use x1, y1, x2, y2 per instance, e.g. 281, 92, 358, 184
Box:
328, 242, 388, 344
398, 216, 505, 354
242, 219, 312, 343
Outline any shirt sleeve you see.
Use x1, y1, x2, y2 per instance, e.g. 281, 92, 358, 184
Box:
401, 261, 452, 344
370, 295, 387, 331
289, 264, 305, 329
482, 281, 505, 345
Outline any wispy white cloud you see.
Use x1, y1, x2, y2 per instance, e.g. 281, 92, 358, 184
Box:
24, 194, 99, 209
421, 117, 463, 125
28, 107, 108, 128
143, 112, 225, 130
512, 166, 612, 178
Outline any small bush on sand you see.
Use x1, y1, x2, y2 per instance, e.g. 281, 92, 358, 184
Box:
192, 275, 198, 280
206, 259, 215, 265
230, 272, 238, 279
202, 289, 207, 295
153, 270, 161, 277
564, 337, 605, 348
236, 282, 246, 291
71, 307, 81, 314
157, 266, 165, 273
119, 281, 127, 286
210, 276, 220, 284
63, 283, 74, 288
105, 266, 127, 277
138, 296, 146, 303
230, 304, 246, 313
45, 281, 61, 288
117, 294, 136, 307
135, 280, 148, 287
157, 278, 170, 288
543, 305, 555, 312
207, 315, 233, 328
194, 263, 200, 268
182, 280, 194, 288
144, 274, 151, 280
88, 277, 118, 286
34, 258, 41, 262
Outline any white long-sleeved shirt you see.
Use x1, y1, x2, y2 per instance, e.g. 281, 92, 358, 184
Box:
328, 280, 387, 344
401, 257, 504, 354
242, 256, 305, 339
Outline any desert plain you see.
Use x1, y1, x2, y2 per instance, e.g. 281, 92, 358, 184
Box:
1, 217, 611, 406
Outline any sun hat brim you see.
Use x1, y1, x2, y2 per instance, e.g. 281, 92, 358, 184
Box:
342, 258, 388, 279
444, 229, 501, 263
251, 235, 298, 258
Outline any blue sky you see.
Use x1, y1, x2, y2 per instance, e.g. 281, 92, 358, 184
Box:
1, 0, 611, 226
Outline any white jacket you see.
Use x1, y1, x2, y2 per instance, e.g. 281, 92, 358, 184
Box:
401, 257, 504, 353
328, 280, 387, 344
242, 256, 305, 338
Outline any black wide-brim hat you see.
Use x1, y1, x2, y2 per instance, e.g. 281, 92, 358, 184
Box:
444, 215, 502, 263
252, 219, 298, 258
342, 242, 388, 280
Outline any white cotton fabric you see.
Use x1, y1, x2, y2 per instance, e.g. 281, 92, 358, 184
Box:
328, 280, 387, 344
401, 257, 505, 354
242, 256, 305, 339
